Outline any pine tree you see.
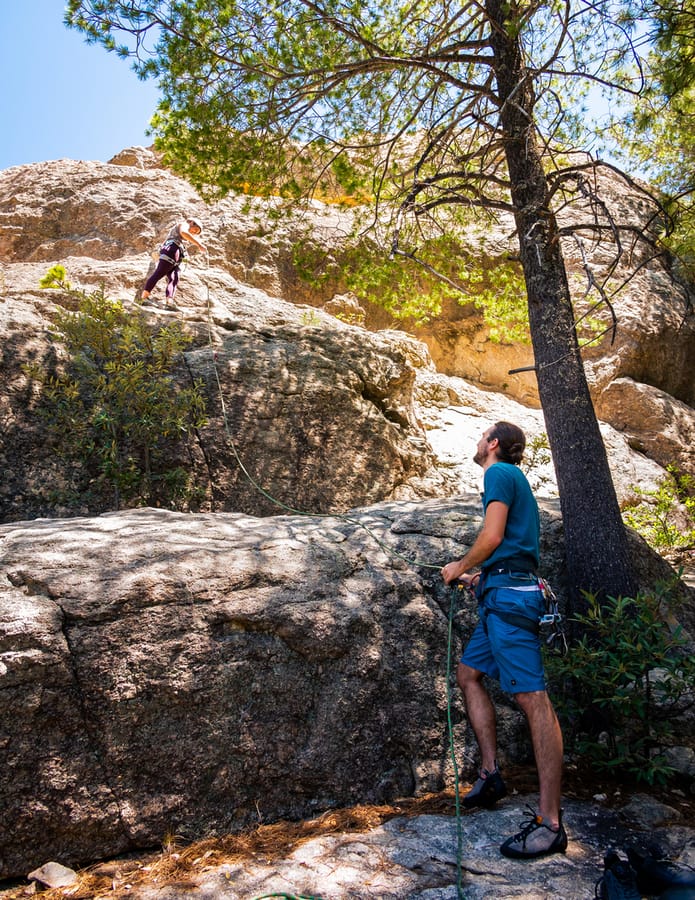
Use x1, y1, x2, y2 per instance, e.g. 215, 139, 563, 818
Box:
66, 0, 688, 601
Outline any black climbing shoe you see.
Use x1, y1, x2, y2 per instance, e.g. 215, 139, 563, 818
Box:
594, 851, 641, 900
500, 806, 568, 859
625, 846, 695, 896
462, 764, 507, 809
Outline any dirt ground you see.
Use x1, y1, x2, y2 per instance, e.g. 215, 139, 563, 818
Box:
1, 763, 693, 900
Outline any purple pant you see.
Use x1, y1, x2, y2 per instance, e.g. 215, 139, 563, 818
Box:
144, 243, 183, 299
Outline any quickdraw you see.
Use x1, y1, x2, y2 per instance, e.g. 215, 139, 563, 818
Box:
538, 577, 568, 655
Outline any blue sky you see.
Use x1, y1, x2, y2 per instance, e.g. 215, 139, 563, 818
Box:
0, 1, 161, 170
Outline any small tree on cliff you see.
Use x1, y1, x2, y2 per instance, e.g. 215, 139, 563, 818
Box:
66, 0, 686, 602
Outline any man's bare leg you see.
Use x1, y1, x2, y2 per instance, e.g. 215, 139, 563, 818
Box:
457, 662, 508, 807
457, 662, 498, 772
514, 689, 563, 827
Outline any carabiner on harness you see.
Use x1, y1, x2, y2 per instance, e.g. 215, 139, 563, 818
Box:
538, 578, 568, 655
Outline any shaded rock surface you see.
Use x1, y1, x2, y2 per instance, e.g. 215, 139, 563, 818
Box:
0, 501, 690, 879
0, 500, 517, 877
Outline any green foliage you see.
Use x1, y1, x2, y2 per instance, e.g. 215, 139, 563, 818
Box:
607, 0, 695, 280
521, 432, 553, 491
299, 309, 322, 327
623, 466, 695, 551
39, 264, 71, 290
662, 196, 695, 284
613, 87, 695, 280
292, 232, 529, 332
462, 257, 528, 342
545, 583, 695, 785
343, 241, 450, 325
290, 238, 341, 293
64, 0, 643, 210
350, 242, 528, 334
28, 272, 208, 510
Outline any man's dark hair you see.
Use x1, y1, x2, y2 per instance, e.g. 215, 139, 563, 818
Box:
489, 421, 526, 465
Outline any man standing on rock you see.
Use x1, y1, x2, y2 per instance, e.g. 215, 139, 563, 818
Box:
441, 421, 567, 860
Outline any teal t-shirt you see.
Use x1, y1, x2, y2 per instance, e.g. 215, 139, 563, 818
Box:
481, 462, 540, 572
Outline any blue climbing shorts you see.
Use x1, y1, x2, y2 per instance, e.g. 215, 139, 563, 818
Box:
461, 574, 547, 694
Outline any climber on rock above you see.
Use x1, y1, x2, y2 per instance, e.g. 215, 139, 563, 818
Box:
141, 217, 207, 308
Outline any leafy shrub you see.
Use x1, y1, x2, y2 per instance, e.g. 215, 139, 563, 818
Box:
27, 267, 208, 510
545, 581, 695, 785
291, 232, 529, 331
623, 466, 695, 552
521, 431, 553, 492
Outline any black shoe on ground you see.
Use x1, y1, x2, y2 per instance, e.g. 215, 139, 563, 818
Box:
500, 806, 568, 860
594, 851, 641, 900
626, 846, 695, 896
462, 764, 507, 809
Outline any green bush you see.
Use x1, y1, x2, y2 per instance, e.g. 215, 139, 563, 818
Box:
291, 232, 529, 331
27, 267, 208, 510
545, 581, 695, 785
520, 431, 553, 491
623, 466, 695, 552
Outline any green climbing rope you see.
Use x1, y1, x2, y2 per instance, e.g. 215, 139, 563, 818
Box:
447, 583, 467, 899
199, 261, 467, 900
252, 894, 324, 899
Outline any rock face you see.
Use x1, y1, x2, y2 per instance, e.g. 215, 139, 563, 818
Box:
1, 155, 694, 517
1, 154, 693, 525
595, 376, 695, 476
0, 501, 474, 876
186, 308, 436, 516
0, 289, 435, 521
0, 500, 687, 878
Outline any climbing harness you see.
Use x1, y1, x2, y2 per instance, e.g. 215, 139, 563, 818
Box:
469, 567, 567, 670
477, 573, 567, 654
160, 237, 185, 263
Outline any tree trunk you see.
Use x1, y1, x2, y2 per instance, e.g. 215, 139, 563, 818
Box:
487, 0, 637, 604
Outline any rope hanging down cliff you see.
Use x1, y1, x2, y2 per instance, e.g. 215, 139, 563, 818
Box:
196, 257, 467, 900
